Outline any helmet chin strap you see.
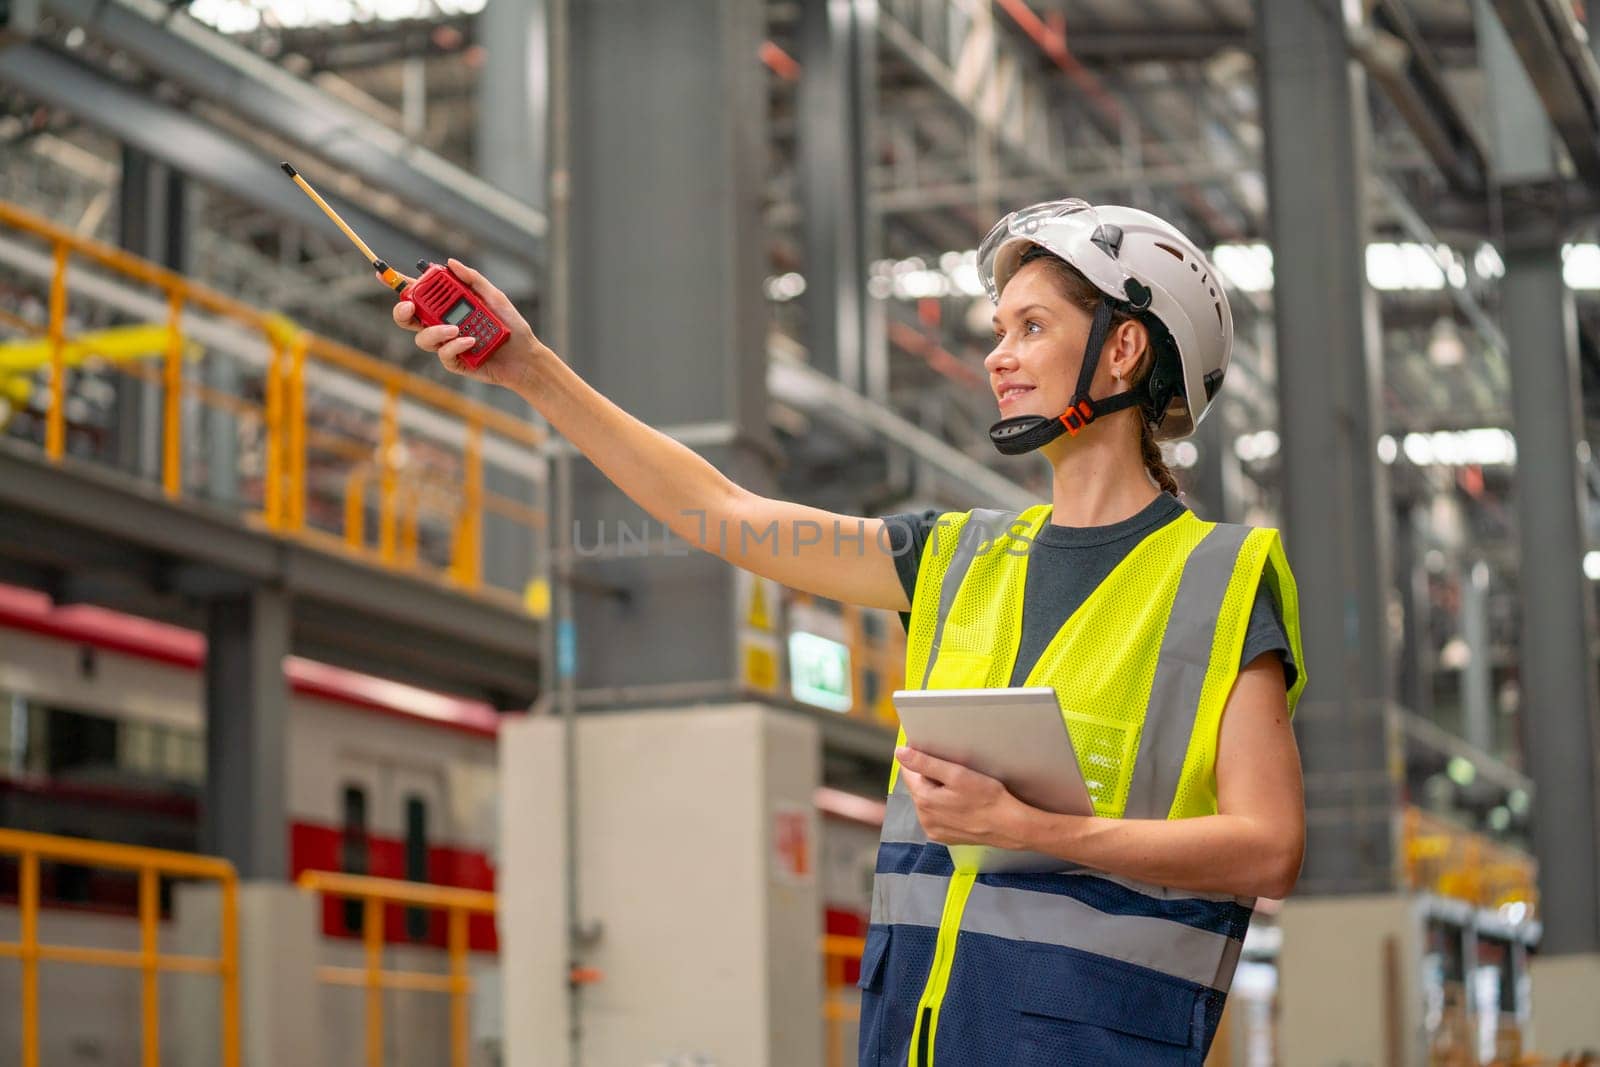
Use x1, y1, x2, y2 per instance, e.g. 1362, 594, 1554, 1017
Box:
988, 297, 1145, 457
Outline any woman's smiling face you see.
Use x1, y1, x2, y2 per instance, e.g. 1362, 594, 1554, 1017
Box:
984, 259, 1093, 421
983, 255, 1149, 424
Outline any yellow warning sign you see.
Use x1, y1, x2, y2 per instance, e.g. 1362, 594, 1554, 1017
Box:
523, 578, 551, 618
747, 579, 772, 631
743, 642, 779, 692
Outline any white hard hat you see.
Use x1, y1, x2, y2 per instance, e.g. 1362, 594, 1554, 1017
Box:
977, 198, 1232, 441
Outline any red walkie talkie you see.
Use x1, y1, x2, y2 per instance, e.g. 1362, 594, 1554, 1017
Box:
280, 161, 509, 369
401, 259, 509, 368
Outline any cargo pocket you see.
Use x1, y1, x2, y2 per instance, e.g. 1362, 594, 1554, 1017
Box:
1010, 945, 1203, 1067
856, 925, 891, 1066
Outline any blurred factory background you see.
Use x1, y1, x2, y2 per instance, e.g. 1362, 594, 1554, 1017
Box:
0, 0, 1598, 1063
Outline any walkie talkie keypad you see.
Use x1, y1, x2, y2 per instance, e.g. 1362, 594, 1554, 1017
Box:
405, 264, 510, 367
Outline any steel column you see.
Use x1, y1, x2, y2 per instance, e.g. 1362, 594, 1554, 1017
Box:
1502, 236, 1600, 954
474, 0, 549, 299
202, 586, 290, 880
1183, 403, 1233, 523
1394, 502, 1435, 722
1459, 558, 1493, 754
115, 147, 188, 483
474, 0, 549, 600
798, 0, 875, 394
1256, 0, 1398, 894
565, 0, 776, 701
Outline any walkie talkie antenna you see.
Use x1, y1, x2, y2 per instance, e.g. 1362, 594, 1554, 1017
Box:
280, 161, 407, 294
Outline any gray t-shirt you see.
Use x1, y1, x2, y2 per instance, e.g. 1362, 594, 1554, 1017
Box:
880, 493, 1297, 690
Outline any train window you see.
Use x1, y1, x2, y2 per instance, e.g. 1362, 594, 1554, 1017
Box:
861, 667, 880, 710
46, 707, 119, 776
2, 692, 24, 774
860, 612, 882, 643
340, 785, 369, 934
404, 794, 429, 941
122, 722, 157, 776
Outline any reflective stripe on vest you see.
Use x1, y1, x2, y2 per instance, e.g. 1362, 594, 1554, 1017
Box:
876, 504, 1305, 1065
871, 870, 1246, 991
1122, 521, 1253, 819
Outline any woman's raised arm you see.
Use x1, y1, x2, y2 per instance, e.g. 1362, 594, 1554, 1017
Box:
393, 259, 912, 614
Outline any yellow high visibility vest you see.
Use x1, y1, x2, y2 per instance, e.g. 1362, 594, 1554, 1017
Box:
864, 502, 1307, 1066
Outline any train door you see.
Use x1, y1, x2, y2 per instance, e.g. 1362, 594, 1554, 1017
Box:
332, 755, 383, 937
389, 763, 447, 941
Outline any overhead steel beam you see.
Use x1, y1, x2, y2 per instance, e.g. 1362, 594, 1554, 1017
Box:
1356, 0, 1489, 194
0, 43, 437, 272
874, 162, 1248, 214
875, 8, 1064, 181
1053, 29, 1245, 62
767, 339, 1034, 511
36, 0, 546, 266
1485, 0, 1600, 184
1374, 176, 1506, 354
1000, 25, 1479, 63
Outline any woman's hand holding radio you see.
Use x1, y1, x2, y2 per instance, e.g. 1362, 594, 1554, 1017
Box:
386, 258, 551, 390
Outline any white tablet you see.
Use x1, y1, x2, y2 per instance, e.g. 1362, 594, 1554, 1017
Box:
891, 686, 1093, 873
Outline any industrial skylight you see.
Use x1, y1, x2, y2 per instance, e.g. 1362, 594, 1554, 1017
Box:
187, 0, 486, 34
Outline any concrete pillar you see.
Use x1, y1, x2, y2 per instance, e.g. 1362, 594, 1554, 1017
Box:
498, 715, 571, 1067
1529, 954, 1600, 1051
1277, 895, 1424, 1065
1255, 0, 1399, 894
1502, 236, 1600, 957
564, 0, 776, 703
202, 587, 290, 879
500, 705, 823, 1067
168, 881, 320, 1067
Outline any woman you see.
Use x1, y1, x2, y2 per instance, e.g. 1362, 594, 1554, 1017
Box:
392, 198, 1305, 1065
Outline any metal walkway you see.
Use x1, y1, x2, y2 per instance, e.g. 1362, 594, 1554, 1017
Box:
0, 198, 547, 705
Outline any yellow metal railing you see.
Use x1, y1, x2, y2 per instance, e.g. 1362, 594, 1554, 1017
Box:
0, 198, 548, 610
297, 869, 496, 1067
0, 828, 240, 1067
1403, 806, 1539, 914
822, 933, 865, 1067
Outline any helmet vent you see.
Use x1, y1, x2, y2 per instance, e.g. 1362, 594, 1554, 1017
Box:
1216, 303, 1224, 330
1156, 242, 1186, 262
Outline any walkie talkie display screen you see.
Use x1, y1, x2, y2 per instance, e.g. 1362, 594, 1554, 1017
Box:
443, 299, 472, 326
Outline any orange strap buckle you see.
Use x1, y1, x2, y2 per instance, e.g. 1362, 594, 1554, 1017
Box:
1058, 401, 1096, 437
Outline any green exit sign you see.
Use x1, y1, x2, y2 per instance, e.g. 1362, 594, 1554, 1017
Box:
788, 631, 852, 713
